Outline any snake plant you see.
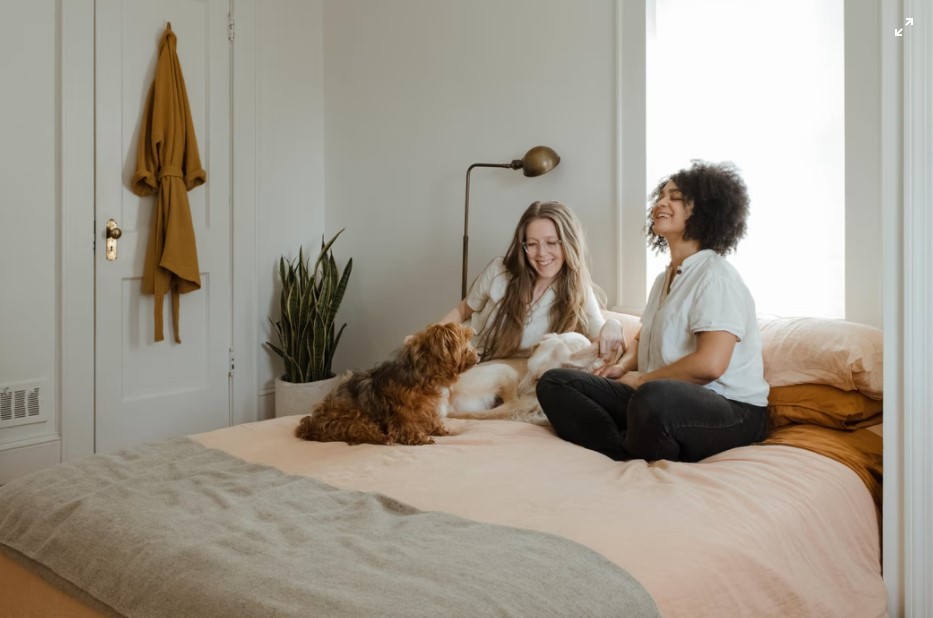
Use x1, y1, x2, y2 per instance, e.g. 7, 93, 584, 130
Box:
267, 229, 352, 383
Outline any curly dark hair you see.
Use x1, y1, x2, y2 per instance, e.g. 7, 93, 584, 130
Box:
646, 160, 750, 255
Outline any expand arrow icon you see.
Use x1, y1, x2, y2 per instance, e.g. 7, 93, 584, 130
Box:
906, 17, 914, 25
895, 27, 903, 36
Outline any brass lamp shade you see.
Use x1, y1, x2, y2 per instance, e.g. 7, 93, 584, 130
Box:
513, 145, 561, 177
461, 145, 561, 298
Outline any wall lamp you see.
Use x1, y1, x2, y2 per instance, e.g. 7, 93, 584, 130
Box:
461, 145, 561, 298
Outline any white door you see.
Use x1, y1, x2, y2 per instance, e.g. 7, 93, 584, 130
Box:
95, 0, 232, 453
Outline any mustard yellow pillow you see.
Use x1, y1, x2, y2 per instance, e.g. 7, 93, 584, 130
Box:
768, 383, 883, 430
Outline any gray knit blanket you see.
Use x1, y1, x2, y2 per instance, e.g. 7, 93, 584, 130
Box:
0, 437, 659, 617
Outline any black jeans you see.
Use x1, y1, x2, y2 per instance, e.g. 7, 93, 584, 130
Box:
536, 368, 769, 462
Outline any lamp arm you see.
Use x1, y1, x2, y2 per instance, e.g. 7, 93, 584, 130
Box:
462, 162, 513, 299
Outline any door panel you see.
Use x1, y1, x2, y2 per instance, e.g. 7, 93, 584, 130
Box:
95, 0, 231, 453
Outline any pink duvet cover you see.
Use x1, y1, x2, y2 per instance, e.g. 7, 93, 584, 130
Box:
195, 416, 886, 617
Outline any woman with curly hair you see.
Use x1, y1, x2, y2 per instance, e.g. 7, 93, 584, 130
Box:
436, 201, 625, 361
537, 161, 770, 462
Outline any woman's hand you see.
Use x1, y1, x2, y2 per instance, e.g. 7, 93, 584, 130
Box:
597, 319, 626, 362
618, 371, 645, 389
593, 327, 639, 380
593, 363, 626, 379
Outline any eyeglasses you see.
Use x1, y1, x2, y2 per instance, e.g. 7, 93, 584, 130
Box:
522, 239, 562, 254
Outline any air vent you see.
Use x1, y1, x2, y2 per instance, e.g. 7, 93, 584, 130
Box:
0, 380, 47, 428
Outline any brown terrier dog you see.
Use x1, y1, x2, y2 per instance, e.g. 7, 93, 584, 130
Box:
295, 322, 478, 445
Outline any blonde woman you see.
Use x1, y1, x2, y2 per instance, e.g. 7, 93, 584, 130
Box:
437, 201, 625, 361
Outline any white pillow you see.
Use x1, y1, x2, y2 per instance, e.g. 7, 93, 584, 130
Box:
758, 317, 883, 400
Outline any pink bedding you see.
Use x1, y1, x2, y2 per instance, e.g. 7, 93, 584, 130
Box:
194, 416, 886, 617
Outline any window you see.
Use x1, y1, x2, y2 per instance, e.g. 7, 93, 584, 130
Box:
646, 0, 844, 318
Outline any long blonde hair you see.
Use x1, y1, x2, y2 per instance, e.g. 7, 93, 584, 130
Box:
477, 201, 595, 360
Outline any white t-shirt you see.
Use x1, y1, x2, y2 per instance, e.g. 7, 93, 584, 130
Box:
638, 249, 770, 406
466, 258, 605, 356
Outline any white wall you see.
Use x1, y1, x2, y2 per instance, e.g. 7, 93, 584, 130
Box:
845, 1, 883, 328
252, 0, 327, 417
0, 1, 61, 475
324, 0, 619, 372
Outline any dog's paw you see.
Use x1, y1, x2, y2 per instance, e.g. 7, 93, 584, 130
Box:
387, 427, 436, 446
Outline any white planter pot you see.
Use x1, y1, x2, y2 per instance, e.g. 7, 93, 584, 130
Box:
274, 375, 340, 418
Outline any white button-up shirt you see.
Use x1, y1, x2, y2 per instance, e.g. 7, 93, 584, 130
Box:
467, 258, 604, 356
639, 249, 769, 406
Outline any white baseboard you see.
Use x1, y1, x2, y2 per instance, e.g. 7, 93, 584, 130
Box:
0, 438, 61, 484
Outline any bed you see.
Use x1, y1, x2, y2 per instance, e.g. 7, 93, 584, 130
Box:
0, 314, 887, 617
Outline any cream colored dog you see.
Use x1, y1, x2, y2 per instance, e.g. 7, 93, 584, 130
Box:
447, 332, 619, 425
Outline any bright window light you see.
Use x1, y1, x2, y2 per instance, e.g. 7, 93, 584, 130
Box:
646, 0, 844, 318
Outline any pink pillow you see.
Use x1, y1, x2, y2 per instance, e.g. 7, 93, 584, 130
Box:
759, 317, 883, 400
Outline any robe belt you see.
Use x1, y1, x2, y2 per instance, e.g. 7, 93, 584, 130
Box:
158, 166, 184, 181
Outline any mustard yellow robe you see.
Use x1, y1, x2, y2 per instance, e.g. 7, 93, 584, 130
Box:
131, 23, 206, 343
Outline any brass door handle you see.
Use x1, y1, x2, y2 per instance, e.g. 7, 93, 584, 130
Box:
105, 219, 122, 261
